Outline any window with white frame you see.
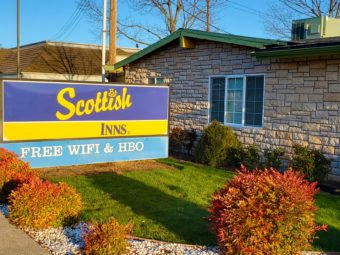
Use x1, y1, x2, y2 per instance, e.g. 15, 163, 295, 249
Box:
209, 75, 264, 127
148, 77, 165, 85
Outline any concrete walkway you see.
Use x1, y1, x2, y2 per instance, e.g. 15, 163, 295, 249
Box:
0, 213, 50, 255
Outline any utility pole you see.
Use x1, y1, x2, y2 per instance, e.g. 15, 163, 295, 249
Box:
101, 0, 108, 82
206, 0, 210, 32
109, 0, 117, 65
17, 0, 21, 79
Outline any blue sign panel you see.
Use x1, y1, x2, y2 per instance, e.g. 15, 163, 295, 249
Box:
3, 80, 169, 141
0, 137, 168, 168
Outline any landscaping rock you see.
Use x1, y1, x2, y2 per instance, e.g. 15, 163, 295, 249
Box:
128, 239, 219, 255
24, 223, 220, 255
1, 204, 220, 255
0, 203, 336, 255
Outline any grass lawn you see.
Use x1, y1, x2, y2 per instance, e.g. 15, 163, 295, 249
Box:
48, 158, 340, 251
314, 192, 340, 251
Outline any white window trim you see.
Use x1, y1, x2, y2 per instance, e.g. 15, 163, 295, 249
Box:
208, 74, 265, 129
149, 77, 165, 85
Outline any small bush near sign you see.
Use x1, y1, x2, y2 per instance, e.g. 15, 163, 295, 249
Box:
169, 127, 197, 157
209, 167, 327, 255
0, 148, 39, 203
82, 218, 131, 255
9, 178, 83, 228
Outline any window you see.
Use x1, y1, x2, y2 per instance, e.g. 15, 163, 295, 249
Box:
209, 75, 264, 127
148, 77, 165, 85
245, 76, 264, 127
226, 77, 243, 125
210, 77, 225, 123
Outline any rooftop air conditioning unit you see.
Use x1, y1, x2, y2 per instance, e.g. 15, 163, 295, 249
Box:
291, 16, 340, 40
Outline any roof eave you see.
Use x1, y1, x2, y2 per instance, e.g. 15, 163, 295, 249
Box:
109, 30, 181, 71
180, 30, 285, 49
107, 29, 286, 71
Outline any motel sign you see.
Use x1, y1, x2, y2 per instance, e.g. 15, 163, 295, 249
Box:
0, 80, 169, 168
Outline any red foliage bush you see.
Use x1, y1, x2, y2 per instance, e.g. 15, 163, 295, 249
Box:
82, 218, 131, 255
209, 166, 327, 255
9, 178, 82, 228
0, 148, 39, 203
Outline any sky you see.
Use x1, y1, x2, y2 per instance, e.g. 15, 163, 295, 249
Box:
0, 0, 273, 49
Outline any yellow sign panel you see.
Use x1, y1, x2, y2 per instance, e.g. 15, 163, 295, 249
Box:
3, 120, 168, 141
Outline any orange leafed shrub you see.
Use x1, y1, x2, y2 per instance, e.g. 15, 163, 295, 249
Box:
82, 218, 131, 255
209, 166, 327, 255
9, 178, 82, 228
0, 148, 39, 203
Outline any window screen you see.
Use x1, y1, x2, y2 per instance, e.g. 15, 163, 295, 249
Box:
245, 76, 264, 127
210, 77, 225, 123
226, 77, 243, 125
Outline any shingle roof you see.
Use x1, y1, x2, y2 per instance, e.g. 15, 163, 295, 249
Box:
108, 28, 287, 70
0, 44, 45, 74
0, 41, 139, 75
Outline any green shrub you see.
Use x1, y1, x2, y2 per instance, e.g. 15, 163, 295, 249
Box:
243, 144, 260, 170
0, 148, 39, 203
225, 145, 260, 170
225, 146, 245, 167
292, 144, 331, 182
195, 121, 241, 167
264, 147, 285, 169
82, 218, 131, 255
209, 167, 327, 255
9, 178, 82, 228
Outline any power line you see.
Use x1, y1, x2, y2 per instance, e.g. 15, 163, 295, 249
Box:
168, 0, 232, 34
227, 0, 266, 17
168, 0, 267, 34
51, 3, 85, 41
167, 0, 277, 46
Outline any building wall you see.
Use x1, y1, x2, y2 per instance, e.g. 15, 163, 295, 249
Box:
124, 40, 340, 177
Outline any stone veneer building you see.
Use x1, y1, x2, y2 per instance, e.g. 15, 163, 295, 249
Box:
109, 29, 340, 179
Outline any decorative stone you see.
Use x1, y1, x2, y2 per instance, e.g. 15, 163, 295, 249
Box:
309, 136, 322, 145
124, 40, 340, 176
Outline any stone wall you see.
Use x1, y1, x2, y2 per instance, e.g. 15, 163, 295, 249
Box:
124, 39, 340, 177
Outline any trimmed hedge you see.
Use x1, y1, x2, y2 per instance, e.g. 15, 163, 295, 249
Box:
9, 178, 83, 228
82, 218, 131, 255
209, 167, 326, 254
0, 148, 38, 203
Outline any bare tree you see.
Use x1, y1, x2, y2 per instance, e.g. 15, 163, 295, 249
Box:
79, 0, 226, 46
264, 0, 340, 39
38, 45, 100, 80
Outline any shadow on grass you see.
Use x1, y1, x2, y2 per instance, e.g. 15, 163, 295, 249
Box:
86, 173, 216, 245
313, 225, 340, 252
314, 192, 340, 252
